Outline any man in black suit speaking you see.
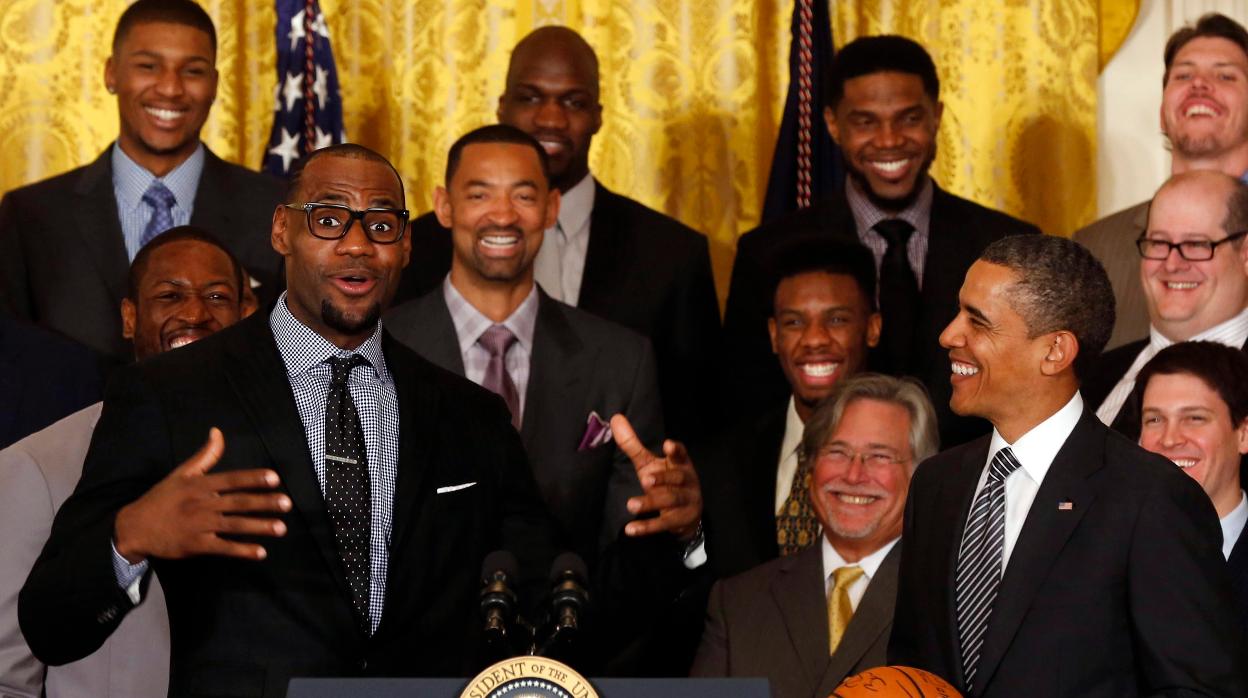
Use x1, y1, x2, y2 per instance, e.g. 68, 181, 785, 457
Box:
889, 235, 1248, 696
0, 0, 283, 361
19, 144, 557, 697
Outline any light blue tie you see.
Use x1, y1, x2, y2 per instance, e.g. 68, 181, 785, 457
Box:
139, 181, 177, 248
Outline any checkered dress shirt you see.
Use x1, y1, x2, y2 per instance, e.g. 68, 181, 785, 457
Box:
845, 176, 934, 290
111, 141, 204, 261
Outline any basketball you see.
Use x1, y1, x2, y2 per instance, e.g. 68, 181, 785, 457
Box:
831, 666, 962, 697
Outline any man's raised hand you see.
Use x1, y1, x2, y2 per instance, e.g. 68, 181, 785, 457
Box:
611, 414, 703, 540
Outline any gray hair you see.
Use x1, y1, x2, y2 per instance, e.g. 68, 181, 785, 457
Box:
801, 373, 940, 466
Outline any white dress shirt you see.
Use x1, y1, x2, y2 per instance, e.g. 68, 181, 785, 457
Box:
821, 536, 899, 609
974, 393, 1083, 568
774, 396, 806, 514
533, 174, 595, 304
1222, 491, 1248, 560
1096, 307, 1248, 425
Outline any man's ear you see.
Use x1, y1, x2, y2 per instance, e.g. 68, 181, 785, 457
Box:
1236, 416, 1248, 456
121, 298, 137, 340
271, 205, 291, 255
866, 312, 882, 348
545, 188, 562, 230
104, 56, 117, 94
823, 105, 840, 145
768, 317, 779, 355
433, 186, 453, 229
1039, 331, 1079, 376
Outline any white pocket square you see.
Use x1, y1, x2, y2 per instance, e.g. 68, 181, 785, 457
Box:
436, 481, 477, 494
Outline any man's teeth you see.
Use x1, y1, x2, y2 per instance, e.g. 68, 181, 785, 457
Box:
871, 159, 909, 174
801, 362, 840, 377
169, 336, 198, 349
837, 494, 878, 505
1171, 458, 1197, 469
1165, 281, 1199, 290
952, 362, 979, 376
145, 107, 185, 121
1185, 104, 1217, 117
481, 236, 519, 249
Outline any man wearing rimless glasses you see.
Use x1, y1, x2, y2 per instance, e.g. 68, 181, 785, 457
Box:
1084, 169, 1248, 440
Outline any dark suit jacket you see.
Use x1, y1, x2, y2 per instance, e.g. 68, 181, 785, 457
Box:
888, 407, 1248, 697
393, 181, 722, 442
723, 181, 1041, 449
1072, 201, 1150, 351
691, 542, 899, 698
18, 312, 558, 698
0, 314, 105, 449
0, 146, 284, 360
1231, 529, 1248, 635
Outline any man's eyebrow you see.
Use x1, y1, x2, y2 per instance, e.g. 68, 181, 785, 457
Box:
964, 303, 991, 325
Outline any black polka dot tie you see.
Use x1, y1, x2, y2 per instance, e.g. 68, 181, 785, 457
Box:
324, 354, 372, 633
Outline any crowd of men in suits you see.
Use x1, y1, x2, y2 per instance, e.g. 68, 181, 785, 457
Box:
1, 1, 1248, 697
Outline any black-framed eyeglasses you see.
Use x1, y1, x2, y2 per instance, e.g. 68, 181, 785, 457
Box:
1135, 230, 1248, 261
284, 203, 409, 244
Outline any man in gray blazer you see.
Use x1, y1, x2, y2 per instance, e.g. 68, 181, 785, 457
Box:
0, 227, 250, 697
691, 373, 939, 698
0, 0, 282, 361
1075, 13, 1248, 349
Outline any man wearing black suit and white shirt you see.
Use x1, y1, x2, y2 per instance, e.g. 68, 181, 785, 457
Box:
0, 0, 283, 361
395, 26, 721, 442
1083, 170, 1248, 439
19, 144, 559, 698
889, 234, 1248, 697
723, 35, 1040, 449
386, 124, 704, 674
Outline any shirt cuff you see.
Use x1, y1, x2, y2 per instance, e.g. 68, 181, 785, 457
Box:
110, 539, 148, 605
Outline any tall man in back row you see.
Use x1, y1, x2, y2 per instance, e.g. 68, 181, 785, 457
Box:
889, 235, 1247, 696
395, 26, 722, 441
0, 0, 283, 361
724, 34, 1040, 449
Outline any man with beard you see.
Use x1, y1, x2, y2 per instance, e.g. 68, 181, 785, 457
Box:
386, 124, 704, 674
1076, 14, 1248, 350
723, 35, 1040, 449
395, 26, 721, 443
0, 227, 249, 698
0, 0, 283, 362
19, 144, 559, 697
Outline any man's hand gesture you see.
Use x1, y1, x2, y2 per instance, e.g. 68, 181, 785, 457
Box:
611, 414, 702, 541
113, 428, 291, 563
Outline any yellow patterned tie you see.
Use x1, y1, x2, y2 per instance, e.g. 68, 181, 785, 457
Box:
827, 565, 865, 655
776, 453, 819, 555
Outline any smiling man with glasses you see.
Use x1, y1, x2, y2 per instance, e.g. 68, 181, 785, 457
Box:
1084, 169, 1248, 436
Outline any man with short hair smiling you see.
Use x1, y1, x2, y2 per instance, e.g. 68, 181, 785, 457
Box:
724, 34, 1039, 449
1083, 170, 1248, 437
1077, 13, 1248, 348
1, 227, 248, 698
0, 0, 283, 361
1134, 340, 1248, 627
890, 235, 1246, 697
693, 373, 939, 698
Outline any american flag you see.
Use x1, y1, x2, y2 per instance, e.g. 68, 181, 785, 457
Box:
263, 0, 346, 176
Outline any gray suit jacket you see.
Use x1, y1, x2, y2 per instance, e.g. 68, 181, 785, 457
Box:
0, 403, 169, 698
384, 287, 665, 566
691, 542, 900, 698
1072, 201, 1149, 350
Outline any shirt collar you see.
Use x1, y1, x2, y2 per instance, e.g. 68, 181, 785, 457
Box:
844, 175, 933, 233
1150, 306, 1248, 350
111, 140, 205, 212
556, 173, 595, 237
442, 276, 540, 355
268, 291, 388, 381
780, 395, 804, 460
1222, 490, 1248, 559
821, 534, 898, 581
988, 392, 1084, 486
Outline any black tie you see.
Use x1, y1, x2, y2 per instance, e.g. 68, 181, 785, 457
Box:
875, 219, 919, 375
324, 354, 371, 633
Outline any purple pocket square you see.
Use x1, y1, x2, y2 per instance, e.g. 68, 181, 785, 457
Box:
577, 411, 613, 451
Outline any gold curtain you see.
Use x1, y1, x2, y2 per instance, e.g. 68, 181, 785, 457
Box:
0, 0, 1131, 298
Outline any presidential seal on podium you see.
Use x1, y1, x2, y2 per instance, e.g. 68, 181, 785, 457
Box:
461, 656, 599, 698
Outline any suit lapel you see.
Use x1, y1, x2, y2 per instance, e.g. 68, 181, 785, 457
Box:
189, 148, 243, 239
220, 315, 354, 606
70, 149, 130, 302
396, 293, 466, 376
577, 182, 627, 312
972, 411, 1100, 695
0, 319, 18, 442
521, 293, 584, 451
771, 545, 831, 692
817, 544, 901, 696
746, 407, 788, 557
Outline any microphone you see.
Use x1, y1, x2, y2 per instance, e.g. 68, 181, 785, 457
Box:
548, 552, 589, 634
480, 550, 519, 641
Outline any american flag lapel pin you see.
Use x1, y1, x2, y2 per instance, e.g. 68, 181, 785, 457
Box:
1057, 500, 1074, 511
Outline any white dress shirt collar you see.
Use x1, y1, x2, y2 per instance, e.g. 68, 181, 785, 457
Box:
822, 534, 898, 581
1222, 490, 1248, 560
1150, 306, 1248, 349
988, 392, 1084, 485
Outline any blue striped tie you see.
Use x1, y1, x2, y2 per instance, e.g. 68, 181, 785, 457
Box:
139, 181, 177, 248
955, 446, 1023, 692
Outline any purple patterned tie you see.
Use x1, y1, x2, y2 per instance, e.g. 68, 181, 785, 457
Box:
478, 325, 520, 429
139, 181, 177, 248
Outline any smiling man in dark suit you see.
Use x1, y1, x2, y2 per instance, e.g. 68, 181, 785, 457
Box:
19, 144, 558, 698
693, 373, 939, 698
889, 235, 1247, 697
0, 0, 283, 361
724, 35, 1040, 449
386, 124, 704, 674
394, 26, 721, 442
